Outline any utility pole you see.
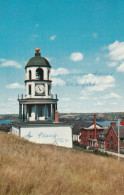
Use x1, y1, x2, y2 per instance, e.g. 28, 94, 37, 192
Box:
118, 119, 120, 161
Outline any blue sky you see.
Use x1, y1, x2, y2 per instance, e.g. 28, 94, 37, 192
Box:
0, 0, 124, 114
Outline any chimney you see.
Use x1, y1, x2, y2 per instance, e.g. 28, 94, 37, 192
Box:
94, 114, 97, 139
55, 110, 59, 123
110, 122, 116, 126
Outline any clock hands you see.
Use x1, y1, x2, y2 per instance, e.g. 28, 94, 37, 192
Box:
38, 86, 41, 91
36, 85, 44, 94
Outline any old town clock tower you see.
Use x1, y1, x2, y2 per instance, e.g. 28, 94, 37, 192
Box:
18, 48, 58, 122
12, 48, 72, 148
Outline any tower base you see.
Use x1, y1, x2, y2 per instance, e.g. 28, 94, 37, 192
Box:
12, 122, 73, 148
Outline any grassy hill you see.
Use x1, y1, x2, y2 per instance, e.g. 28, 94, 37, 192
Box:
0, 132, 124, 195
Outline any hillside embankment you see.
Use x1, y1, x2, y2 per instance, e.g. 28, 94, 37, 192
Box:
0, 132, 124, 195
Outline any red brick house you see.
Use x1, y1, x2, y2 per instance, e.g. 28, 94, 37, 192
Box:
105, 126, 124, 153
72, 121, 92, 142
79, 115, 105, 147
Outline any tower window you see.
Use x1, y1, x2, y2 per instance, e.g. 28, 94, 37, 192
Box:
48, 85, 51, 95
29, 106, 32, 117
29, 70, 32, 80
29, 85, 31, 95
48, 69, 50, 80
36, 68, 44, 80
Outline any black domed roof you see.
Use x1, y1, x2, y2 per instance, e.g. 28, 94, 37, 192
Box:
25, 49, 51, 68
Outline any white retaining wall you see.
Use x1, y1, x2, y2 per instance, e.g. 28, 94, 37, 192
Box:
12, 125, 73, 148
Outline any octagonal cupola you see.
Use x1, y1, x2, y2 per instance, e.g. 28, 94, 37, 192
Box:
25, 48, 52, 99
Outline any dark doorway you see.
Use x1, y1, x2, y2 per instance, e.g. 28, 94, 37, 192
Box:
38, 105, 44, 117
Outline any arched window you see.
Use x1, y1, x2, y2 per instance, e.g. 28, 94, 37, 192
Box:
29, 70, 32, 80
36, 68, 44, 80
48, 69, 50, 80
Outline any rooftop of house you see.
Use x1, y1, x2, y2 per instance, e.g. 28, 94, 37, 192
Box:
111, 126, 124, 138
97, 129, 109, 141
72, 121, 92, 134
72, 121, 104, 134
80, 122, 104, 131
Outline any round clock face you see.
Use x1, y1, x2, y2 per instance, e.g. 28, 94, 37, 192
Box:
35, 84, 45, 94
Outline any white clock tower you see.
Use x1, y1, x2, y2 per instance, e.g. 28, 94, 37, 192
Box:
12, 48, 73, 148
18, 48, 58, 122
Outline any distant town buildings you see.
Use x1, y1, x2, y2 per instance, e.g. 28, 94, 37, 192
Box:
73, 115, 124, 154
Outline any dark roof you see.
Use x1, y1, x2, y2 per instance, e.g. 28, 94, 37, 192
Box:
97, 129, 109, 141
99, 129, 109, 135
72, 121, 92, 134
72, 121, 105, 135
112, 126, 124, 138
25, 52, 51, 68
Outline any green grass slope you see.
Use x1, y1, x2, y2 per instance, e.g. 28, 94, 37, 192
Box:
0, 132, 124, 195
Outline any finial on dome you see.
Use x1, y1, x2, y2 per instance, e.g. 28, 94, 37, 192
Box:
35, 48, 40, 52
35, 48, 41, 56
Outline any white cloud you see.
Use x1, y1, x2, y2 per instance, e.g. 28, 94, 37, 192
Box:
107, 61, 118, 67
116, 62, 124, 72
107, 41, 124, 61
0, 101, 18, 114
103, 92, 121, 99
0, 58, 22, 68
93, 32, 98, 38
106, 41, 124, 72
51, 68, 69, 76
8, 97, 16, 101
78, 91, 100, 101
78, 96, 87, 100
95, 56, 100, 63
94, 102, 104, 105
49, 35, 56, 41
60, 97, 71, 101
78, 74, 94, 84
78, 74, 115, 91
110, 102, 118, 105
52, 78, 65, 86
70, 52, 83, 62
6, 83, 24, 89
